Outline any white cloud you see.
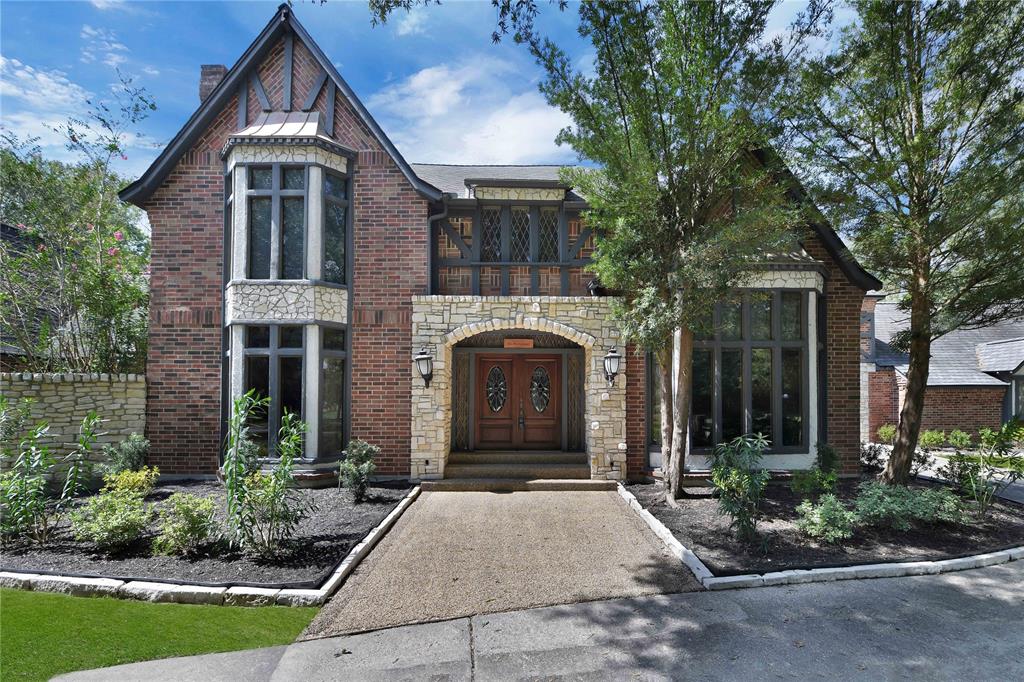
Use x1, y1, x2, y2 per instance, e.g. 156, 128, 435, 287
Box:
80, 24, 129, 69
0, 56, 91, 112
368, 56, 574, 164
91, 0, 125, 9
395, 9, 427, 37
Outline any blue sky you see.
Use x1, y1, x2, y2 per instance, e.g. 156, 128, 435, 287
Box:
1, 1, 821, 182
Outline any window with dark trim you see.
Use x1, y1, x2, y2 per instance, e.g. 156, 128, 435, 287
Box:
648, 291, 810, 453
319, 325, 348, 458
323, 171, 348, 285
243, 324, 305, 456
247, 165, 307, 280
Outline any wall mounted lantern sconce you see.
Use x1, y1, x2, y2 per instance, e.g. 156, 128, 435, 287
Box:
414, 346, 434, 388
603, 346, 622, 386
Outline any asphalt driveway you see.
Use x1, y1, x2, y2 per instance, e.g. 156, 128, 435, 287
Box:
302, 489, 701, 637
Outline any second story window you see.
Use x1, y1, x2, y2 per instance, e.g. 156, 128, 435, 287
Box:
323, 171, 348, 285
247, 165, 306, 280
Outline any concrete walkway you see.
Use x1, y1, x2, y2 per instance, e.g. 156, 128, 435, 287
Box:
303, 490, 701, 637
58, 561, 1024, 680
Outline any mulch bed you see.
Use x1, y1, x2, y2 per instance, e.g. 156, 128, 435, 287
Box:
628, 475, 1024, 576
0, 481, 411, 588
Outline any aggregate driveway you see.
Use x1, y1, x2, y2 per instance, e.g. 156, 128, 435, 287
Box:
302, 490, 701, 637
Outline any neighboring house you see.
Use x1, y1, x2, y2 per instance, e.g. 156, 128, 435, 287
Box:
861, 294, 1024, 441
120, 4, 880, 482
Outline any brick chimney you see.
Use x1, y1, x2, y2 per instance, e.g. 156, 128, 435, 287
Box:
199, 64, 228, 102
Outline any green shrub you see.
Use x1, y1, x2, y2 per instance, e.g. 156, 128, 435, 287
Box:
877, 424, 897, 444
709, 434, 771, 542
860, 442, 885, 470
339, 439, 379, 503
853, 482, 963, 531
70, 490, 151, 550
962, 420, 1024, 517
815, 441, 839, 473
222, 391, 269, 548
0, 407, 97, 545
796, 494, 857, 543
918, 430, 945, 450
790, 468, 837, 498
101, 433, 149, 474
948, 429, 972, 451
102, 466, 159, 497
228, 410, 316, 557
936, 453, 980, 497
153, 493, 220, 556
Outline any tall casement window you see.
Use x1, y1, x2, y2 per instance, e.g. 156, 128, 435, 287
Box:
323, 171, 348, 285
319, 325, 347, 457
649, 291, 810, 453
243, 324, 304, 456
247, 165, 307, 280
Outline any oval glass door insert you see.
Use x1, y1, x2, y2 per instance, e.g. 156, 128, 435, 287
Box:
486, 366, 507, 412
530, 366, 551, 413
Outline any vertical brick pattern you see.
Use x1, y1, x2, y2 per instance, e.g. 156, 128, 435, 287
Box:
142, 98, 237, 474
625, 345, 648, 479
803, 233, 868, 474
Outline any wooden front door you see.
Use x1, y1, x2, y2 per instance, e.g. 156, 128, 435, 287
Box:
475, 354, 561, 450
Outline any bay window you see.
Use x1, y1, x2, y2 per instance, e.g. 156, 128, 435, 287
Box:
243, 324, 305, 456
323, 171, 348, 285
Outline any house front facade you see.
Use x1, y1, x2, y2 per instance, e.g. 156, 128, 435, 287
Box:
122, 5, 881, 483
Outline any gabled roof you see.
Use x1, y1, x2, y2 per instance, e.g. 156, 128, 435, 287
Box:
119, 4, 441, 206
873, 302, 1024, 386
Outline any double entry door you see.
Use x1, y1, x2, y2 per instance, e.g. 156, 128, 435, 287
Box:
475, 354, 561, 450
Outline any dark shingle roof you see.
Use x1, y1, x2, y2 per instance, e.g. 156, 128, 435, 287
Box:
976, 338, 1024, 373
873, 302, 1024, 386
410, 164, 580, 199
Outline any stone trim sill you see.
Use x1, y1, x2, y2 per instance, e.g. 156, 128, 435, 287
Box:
616, 483, 1024, 591
0, 486, 421, 607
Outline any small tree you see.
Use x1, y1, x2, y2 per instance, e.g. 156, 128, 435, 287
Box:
783, 0, 1024, 484
0, 73, 154, 373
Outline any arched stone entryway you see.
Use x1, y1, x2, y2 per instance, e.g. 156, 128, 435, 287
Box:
410, 296, 627, 480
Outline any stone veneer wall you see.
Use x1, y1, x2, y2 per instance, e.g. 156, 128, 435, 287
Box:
225, 281, 348, 324
473, 187, 565, 201
0, 373, 145, 460
410, 296, 627, 480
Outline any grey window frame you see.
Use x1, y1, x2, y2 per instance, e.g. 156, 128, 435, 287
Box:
241, 323, 306, 457
246, 163, 308, 280
433, 204, 593, 295
318, 321, 349, 459
646, 290, 812, 454
322, 170, 350, 286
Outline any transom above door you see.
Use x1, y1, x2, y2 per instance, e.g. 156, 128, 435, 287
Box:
475, 354, 562, 450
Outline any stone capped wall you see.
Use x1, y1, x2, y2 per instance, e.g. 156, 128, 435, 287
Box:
225, 281, 348, 324
0, 373, 146, 460
410, 295, 627, 481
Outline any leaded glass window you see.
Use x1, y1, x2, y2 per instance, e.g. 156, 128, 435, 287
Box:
539, 208, 559, 261
324, 171, 348, 285
510, 207, 530, 262
486, 366, 507, 412
530, 366, 551, 413
242, 324, 304, 457
481, 207, 501, 262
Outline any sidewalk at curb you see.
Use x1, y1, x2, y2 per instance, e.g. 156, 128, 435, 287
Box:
616, 483, 1024, 591
0, 486, 422, 608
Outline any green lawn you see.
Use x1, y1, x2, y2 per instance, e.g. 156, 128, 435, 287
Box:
0, 588, 317, 681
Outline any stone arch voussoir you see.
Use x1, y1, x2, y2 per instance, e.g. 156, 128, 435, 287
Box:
442, 317, 596, 349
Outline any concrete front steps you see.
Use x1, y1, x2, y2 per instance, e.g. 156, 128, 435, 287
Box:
422, 451, 615, 491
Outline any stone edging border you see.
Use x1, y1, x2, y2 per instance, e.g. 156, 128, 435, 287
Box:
0, 486, 421, 607
616, 483, 1024, 590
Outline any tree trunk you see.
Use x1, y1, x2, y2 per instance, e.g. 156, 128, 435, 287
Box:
882, 292, 931, 484
656, 346, 674, 458
666, 326, 694, 503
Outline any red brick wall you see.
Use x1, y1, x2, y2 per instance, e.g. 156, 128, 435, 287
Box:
625, 344, 648, 480
803, 233, 867, 475
143, 34, 427, 475
868, 368, 898, 440
142, 97, 237, 474
915, 384, 1005, 438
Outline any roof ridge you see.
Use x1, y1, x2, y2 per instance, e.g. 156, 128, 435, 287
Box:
977, 336, 1024, 347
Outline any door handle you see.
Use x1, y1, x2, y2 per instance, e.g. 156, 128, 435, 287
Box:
518, 400, 525, 431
